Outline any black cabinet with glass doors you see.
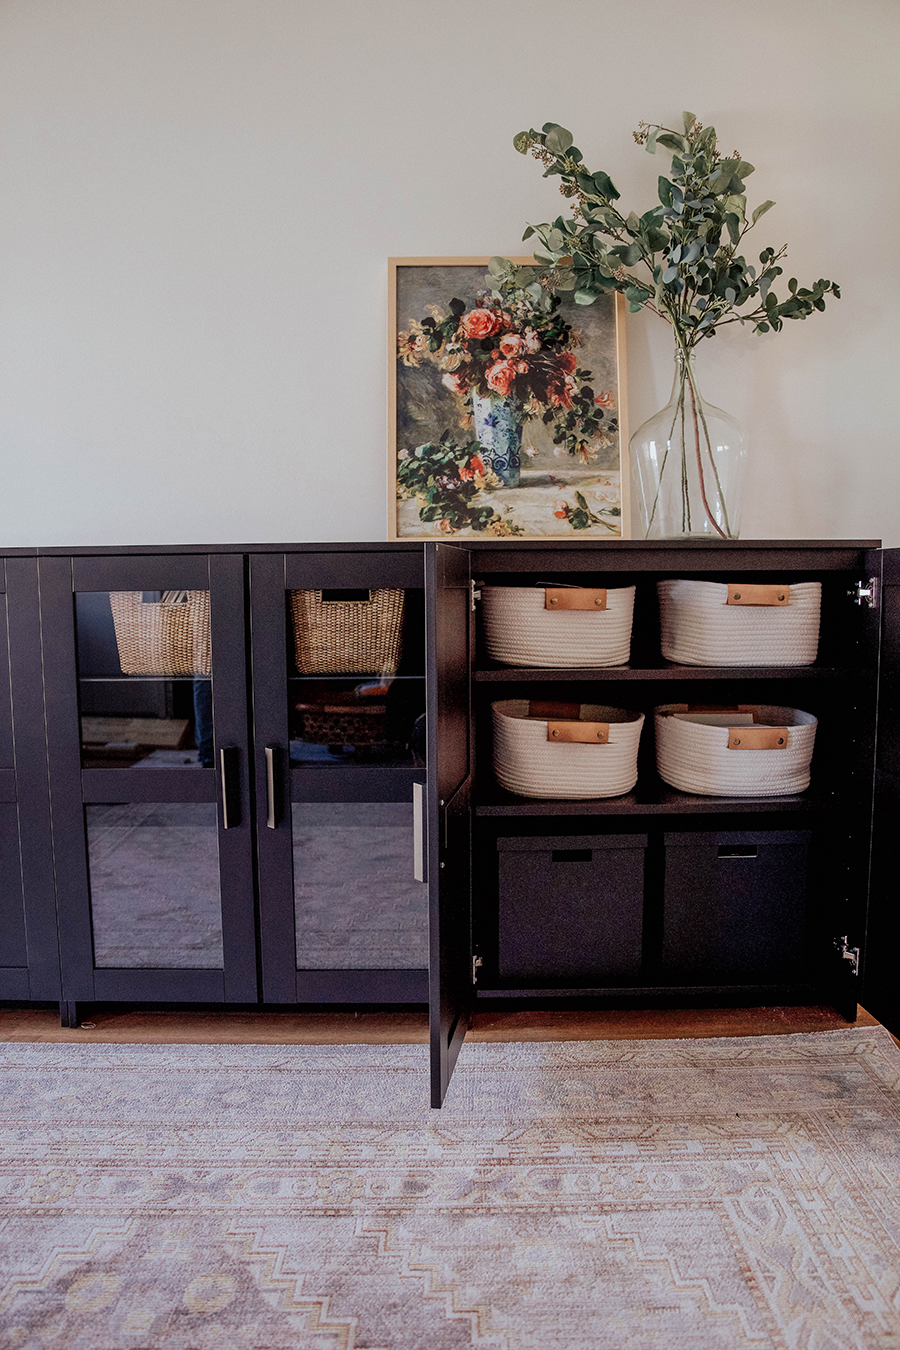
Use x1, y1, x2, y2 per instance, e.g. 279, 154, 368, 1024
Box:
32, 545, 428, 1025
1, 538, 899, 1108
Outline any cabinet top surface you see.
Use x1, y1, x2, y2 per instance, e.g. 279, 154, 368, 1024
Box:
0, 539, 883, 559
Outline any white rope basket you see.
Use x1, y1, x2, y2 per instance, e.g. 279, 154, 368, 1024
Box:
481, 584, 635, 668
492, 699, 644, 799
655, 703, 818, 797
658, 579, 821, 666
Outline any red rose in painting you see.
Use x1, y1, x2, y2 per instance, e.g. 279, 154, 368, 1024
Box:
485, 359, 517, 397
498, 333, 525, 358
461, 308, 503, 340
557, 351, 577, 374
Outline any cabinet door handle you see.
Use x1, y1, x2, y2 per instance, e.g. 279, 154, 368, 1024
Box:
413, 781, 427, 883
265, 746, 279, 829
219, 746, 241, 829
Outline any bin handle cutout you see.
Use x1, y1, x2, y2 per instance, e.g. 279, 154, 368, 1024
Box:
727, 727, 789, 749
726, 583, 790, 606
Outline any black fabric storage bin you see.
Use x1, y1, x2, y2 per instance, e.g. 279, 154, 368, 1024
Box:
662, 829, 811, 982
497, 833, 646, 983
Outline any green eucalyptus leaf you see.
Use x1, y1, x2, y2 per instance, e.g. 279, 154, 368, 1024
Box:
522, 225, 535, 241
658, 177, 674, 208
646, 128, 658, 154
513, 131, 532, 154
554, 269, 577, 291
592, 170, 620, 201
545, 125, 574, 156
625, 211, 641, 235
682, 111, 696, 133
751, 200, 775, 225
657, 132, 690, 154
487, 256, 509, 277
736, 160, 755, 177
546, 228, 566, 252
574, 288, 600, 305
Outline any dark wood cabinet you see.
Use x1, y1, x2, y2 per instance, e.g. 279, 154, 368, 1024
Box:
0, 538, 896, 1106
428, 537, 895, 1102
0, 559, 60, 1001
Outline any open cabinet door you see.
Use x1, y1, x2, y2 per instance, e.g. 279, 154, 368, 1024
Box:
863, 547, 900, 1038
426, 543, 473, 1106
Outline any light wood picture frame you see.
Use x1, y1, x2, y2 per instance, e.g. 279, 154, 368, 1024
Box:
389, 257, 629, 541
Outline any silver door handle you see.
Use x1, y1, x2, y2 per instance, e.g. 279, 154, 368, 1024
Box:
413, 782, 427, 882
265, 746, 277, 829
220, 746, 240, 829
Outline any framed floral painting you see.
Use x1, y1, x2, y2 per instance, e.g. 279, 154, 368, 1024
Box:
388, 257, 629, 540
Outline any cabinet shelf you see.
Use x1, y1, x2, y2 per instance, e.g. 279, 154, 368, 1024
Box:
291, 763, 424, 804
475, 779, 817, 817
474, 663, 850, 682
288, 674, 425, 683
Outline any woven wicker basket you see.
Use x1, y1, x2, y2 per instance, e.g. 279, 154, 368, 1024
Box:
109, 591, 211, 676
289, 589, 405, 675
481, 584, 635, 668
655, 703, 817, 797
658, 579, 821, 666
492, 699, 644, 799
294, 701, 388, 747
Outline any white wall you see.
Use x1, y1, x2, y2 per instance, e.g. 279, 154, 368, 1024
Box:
1, 0, 897, 546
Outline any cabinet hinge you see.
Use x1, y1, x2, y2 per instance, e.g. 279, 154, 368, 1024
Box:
472, 955, 483, 984
471, 580, 482, 612
834, 936, 860, 977
848, 577, 878, 609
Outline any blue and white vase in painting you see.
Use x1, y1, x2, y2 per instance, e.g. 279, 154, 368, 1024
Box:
472, 393, 523, 489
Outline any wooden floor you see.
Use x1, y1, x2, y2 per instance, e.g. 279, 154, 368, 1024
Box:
0, 1004, 885, 1045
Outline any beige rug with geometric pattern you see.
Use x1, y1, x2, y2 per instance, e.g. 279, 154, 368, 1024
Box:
1, 1028, 899, 1349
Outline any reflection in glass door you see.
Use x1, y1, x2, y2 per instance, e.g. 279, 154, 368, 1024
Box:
86, 801, 222, 968
77, 590, 213, 770
42, 553, 256, 1005
292, 801, 428, 970
250, 551, 429, 1003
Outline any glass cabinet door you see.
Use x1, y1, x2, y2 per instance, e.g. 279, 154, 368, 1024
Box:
250, 550, 428, 1003
40, 553, 256, 1004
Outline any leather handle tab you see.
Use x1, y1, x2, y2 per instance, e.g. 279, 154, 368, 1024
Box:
548, 721, 610, 744
726, 583, 790, 606
687, 703, 757, 715
545, 587, 607, 611
529, 700, 582, 721
727, 727, 789, 750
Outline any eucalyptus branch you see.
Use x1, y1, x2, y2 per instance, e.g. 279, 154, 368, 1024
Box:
502, 114, 839, 344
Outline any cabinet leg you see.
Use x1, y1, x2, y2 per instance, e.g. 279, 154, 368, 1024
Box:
59, 1001, 79, 1028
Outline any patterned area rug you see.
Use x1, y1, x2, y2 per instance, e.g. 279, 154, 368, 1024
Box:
1, 1028, 900, 1349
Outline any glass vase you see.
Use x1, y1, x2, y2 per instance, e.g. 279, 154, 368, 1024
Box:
630, 352, 747, 539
